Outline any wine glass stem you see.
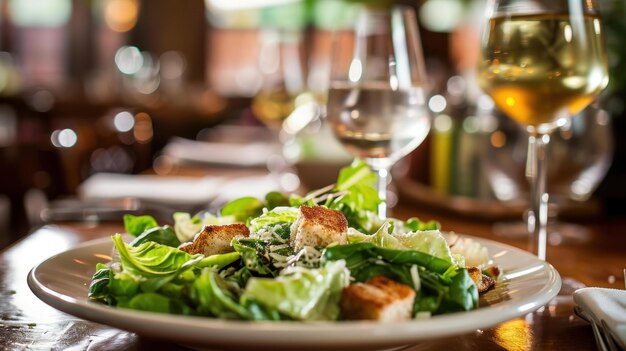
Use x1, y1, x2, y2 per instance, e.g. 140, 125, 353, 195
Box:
373, 166, 390, 219
526, 133, 550, 261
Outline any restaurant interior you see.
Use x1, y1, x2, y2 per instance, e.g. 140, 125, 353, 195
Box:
1, 0, 626, 349
1, 0, 625, 248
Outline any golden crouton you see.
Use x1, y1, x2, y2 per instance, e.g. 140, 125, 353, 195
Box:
290, 205, 348, 251
341, 276, 416, 322
178, 224, 249, 256
482, 265, 501, 280
468, 267, 496, 293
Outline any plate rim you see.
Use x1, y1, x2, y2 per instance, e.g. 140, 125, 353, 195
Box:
27, 233, 561, 348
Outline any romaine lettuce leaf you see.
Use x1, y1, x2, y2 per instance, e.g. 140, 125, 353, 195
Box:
322, 243, 478, 314
191, 268, 251, 319
117, 292, 193, 315
220, 192, 291, 226
241, 260, 349, 321
327, 160, 382, 233
130, 225, 181, 248
249, 207, 299, 232
88, 263, 112, 300
123, 214, 158, 237
347, 222, 455, 263
112, 234, 199, 278
232, 238, 275, 276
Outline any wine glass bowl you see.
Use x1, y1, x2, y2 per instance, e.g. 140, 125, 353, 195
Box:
477, 0, 609, 260
326, 5, 430, 218
478, 2, 609, 135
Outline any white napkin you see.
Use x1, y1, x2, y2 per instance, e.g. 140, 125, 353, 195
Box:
79, 173, 226, 205
573, 287, 626, 349
162, 137, 279, 167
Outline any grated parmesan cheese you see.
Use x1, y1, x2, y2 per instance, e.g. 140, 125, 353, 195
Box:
410, 264, 421, 292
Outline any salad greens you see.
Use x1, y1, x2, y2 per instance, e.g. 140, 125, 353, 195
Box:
241, 260, 349, 321
89, 160, 487, 321
124, 214, 158, 237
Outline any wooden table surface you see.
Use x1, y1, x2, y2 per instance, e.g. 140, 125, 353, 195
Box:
1, 197, 624, 350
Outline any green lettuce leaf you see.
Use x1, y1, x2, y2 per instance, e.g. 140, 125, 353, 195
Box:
123, 214, 158, 237
249, 207, 299, 232
219, 192, 291, 226
88, 263, 112, 300
323, 242, 451, 275
130, 225, 181, 248
196, 251, 241, 269
220, 197, 265, 223
191, 268, 251, 319
232, 238, 274, 276
241, 260, 349, 321
322, 243, 478, 314
118, 292, 193, 315
347, 222, 455, 263
404, 217, 441, 231
112, 234, 199, 277
243, 299, 287, 321
109, 270, 141, 297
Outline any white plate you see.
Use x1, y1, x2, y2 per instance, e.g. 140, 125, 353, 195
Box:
27, 235, 561, 350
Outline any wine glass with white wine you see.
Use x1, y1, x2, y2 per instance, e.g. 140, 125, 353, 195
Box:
477, 0, 609, 260
326, 5, 431, 218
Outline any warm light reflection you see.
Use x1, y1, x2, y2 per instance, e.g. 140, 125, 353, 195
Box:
490, 131, 506, 148
104, 0, 140, 33
94, 254, 112, 261
492, 249, 508, 259
493, 318, 532, 351
505, 96, 516, 107
133, 112, 153, 144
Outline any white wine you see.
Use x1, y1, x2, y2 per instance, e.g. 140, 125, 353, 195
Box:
251, 88, 296, 129
326, 82, 430, 164
478, 13, 608, 128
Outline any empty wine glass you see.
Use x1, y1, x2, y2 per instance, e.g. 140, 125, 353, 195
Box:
326, 5, 430, 218
478, 0, 609, 260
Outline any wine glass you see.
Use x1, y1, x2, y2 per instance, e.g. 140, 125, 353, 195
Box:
326, 5, 430, 218
488, 104, 613, 247
477, 0, 609, 260
251, 29, 307, 191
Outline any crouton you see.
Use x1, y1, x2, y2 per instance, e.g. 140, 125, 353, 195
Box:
289, 205, 348, 251
468, 267, 496, 293
482, 265, 501, 280
178, 224, 249, 256
341, 276, 416, 322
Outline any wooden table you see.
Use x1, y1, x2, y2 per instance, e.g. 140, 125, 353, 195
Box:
1, 202, 624, 350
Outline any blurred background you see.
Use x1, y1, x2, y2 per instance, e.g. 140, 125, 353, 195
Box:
0, 0, 625, 249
